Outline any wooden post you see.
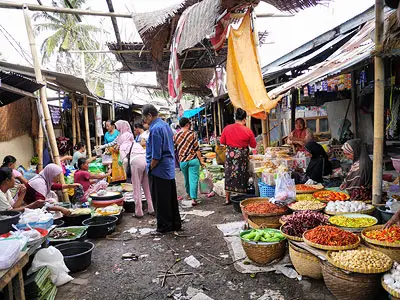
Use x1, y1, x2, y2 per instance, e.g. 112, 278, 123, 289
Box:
23, 5, 68, 201
84, 95, 92, 159
213, 102, 217, 138
217, 100, 222, 135
261, 115, 268, 151
58, 91, 64, 136
71, 94, 76, 147
266, 112, 271, 147
373, 0, 385, 205
93, 106, 99, 146
37, 120, 43, 171
351, 71, 358, 138
291, 90, 297, 131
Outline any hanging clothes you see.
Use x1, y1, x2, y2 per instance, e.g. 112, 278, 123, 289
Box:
226, 12, 279, 118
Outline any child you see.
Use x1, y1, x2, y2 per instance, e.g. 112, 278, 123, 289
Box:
74, 158, 110, 192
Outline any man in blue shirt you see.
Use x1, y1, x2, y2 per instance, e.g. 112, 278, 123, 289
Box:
142, 104, 182, 234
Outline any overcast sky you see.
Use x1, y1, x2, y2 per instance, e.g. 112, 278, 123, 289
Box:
0, 0, 375, 84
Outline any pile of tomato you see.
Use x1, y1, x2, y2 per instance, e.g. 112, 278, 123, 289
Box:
314, 191, 349, 201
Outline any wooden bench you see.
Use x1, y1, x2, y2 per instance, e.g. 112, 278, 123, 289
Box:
0, 252, 29, 300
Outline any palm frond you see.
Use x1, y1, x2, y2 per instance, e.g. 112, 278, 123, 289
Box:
34, 23, 62, 35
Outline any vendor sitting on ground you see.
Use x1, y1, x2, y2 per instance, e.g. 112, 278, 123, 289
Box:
0, 167, 44, 211
292, 141, 332, 184
24, 164, 81, 215
74, 158, 110, 192
287, 118, 314, 152
1, 155, 28, 185
70, 142, 96, 168
340, 139, 372, 200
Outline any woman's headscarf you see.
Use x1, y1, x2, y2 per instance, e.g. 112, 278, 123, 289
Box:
28, 163, 63, 197
115, 120, 134, 160
304, 142, 332, 183
341, 139, 372, 189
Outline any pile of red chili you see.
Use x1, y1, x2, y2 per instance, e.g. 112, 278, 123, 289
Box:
364, 225, 400, 243
296, 184, 318, 192
244, 202, 287, 214
304, 225, 358, 246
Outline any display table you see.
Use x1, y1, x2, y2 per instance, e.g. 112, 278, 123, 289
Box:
0, 252, 29, 300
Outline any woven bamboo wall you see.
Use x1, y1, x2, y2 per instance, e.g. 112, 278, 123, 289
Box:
0, 97, 39, 142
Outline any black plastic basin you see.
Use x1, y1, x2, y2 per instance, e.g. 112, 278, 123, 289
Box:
82, 216, 118, 238
53, 219, 65, 227
55, 241, 94, 273
0, 211, 21, 234
63, 213, 91, 227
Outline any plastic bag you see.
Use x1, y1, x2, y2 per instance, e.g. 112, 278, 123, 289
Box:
0, 239, 22, 270
274, 172, 296, 202
27, 246, 73, 286
199, 168, 214, 194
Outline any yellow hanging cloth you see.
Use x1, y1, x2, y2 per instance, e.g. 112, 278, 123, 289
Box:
226, 12, 279, 119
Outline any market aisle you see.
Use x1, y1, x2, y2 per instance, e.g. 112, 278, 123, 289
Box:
56, 171, 334, 300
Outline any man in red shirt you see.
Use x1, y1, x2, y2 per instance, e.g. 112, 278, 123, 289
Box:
220, 108, 256, 205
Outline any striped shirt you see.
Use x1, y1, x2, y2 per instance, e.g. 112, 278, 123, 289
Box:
174, 130, 199, 162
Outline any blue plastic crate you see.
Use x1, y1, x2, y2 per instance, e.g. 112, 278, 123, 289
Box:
258, 181, 275, 198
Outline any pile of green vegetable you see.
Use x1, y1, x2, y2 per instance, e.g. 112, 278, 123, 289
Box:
241, 229, 285, 243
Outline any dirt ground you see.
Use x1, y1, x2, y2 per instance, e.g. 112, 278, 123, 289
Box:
56, 172, 386, 300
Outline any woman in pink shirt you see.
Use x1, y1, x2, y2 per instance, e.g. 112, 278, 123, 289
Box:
74, 158, 110, 192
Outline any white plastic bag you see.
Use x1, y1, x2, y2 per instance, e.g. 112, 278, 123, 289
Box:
27, 246, 73, 286
0, 239, 22, 270
274, 172, 296, 202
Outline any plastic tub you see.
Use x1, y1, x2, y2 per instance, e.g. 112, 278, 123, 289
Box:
82, 216, 118, 238
377, 207, 395, 223
55, 241, 94, 273
123, 200, 135, 213
63, 213, 91, 227
0, 211, 21, 235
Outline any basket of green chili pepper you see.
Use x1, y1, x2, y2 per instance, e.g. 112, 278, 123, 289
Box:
240, 229, 287, 265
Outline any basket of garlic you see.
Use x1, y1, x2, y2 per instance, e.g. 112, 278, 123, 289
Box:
382, 262, 400, 299
324, 201, 375, 215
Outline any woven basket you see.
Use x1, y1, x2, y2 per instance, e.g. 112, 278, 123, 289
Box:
320, 260, 381, 300
313, 191, 350, 202
241, 238, 286, 265
280, 226, 303, 242
326, 250, 393, 274
248, 217, 280, 229
361, 225, 400, 248
365, 242, 400, 262
382, 277, 400, 298
289, 242, 322, 279
303, 230, 360, 251
240, 198, 288, 224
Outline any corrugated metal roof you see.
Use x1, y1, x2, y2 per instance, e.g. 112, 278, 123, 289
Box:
268, 19, 375, 99
0, 70, 43, 106
262, 30, 356, 80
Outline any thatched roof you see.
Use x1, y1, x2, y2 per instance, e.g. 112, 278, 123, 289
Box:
109, 0, 331, 96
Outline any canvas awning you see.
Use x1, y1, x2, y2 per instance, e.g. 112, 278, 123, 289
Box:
182, 107, 205, 118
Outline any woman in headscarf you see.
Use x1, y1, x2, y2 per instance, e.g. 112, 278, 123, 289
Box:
287, 118, 314, 152
293, 141, 332, 184
340, 139, 373, 200
98, 120, 133, 182
24, 164, 81, 215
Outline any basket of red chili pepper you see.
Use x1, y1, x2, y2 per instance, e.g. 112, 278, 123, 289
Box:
240, 198, 289, 229
303, 225, 360, 251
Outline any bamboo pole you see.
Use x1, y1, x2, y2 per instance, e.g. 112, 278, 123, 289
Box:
76, 103, 81, 142
266, 113, 271, 147
71, 94, 76, 147
205, 106, 209, 142
37, 120, 44, 172
261, 117, 268, 151
372, 0, 385, 205
23, 6, 68, 201
58, 91, 64, 137
83, 95, 92, 159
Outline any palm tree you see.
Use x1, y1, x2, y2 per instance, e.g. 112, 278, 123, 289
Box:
33, 0, 102, 65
